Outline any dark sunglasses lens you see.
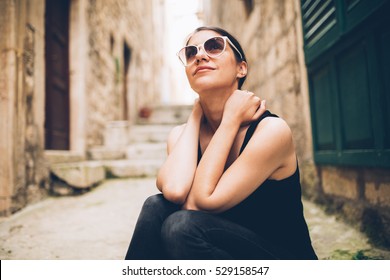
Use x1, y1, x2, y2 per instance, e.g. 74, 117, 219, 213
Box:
204, 37, 225, 56
185, 46, 197, 62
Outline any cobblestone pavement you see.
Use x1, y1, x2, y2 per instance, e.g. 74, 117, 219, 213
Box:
1, 178, 390, 260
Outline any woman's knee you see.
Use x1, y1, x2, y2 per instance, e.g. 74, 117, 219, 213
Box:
143, 194, 164, 208
136, 194, 166, 219
162, 210, 192, 236
139, 194, 179, 222
161, 211, 204, 257
142, 193, 173, 212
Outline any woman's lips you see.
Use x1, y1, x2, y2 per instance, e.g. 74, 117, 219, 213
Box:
193, 66, 215, 75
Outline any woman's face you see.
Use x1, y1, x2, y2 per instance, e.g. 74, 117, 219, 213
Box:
184, 30, 245, 93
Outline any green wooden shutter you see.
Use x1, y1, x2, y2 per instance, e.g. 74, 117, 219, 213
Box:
302, 0, 338, 63
338, 43, 375, 150
301, 0, 390, 167
380, 30, 390, 149
311, 65, 336, 151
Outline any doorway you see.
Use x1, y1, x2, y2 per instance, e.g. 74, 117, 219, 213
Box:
44, 0, 70, 150
122, 42, 132, 120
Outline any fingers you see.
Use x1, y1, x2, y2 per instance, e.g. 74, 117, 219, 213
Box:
226, 90, 266, 124
243, 90, 254, 97
238, 90, 266, 121
252, 99, 266, 120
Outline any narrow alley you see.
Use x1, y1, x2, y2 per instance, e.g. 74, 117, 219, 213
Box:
1, 0, 390, 263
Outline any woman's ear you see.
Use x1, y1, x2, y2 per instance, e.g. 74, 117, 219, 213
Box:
236, 61, 248, 78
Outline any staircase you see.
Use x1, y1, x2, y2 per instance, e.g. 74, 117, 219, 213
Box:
46, 104, 192, 195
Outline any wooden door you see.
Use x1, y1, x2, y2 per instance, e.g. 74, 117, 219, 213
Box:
45, 0, 70, 150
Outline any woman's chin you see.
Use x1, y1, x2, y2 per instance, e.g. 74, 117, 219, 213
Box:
190, 80, 221, 93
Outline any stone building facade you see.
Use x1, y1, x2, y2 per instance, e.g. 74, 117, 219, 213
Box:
0, 0, 164, 215
202, 0, 390, 247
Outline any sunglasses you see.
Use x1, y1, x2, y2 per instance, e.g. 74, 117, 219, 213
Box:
177, 36, 243, 67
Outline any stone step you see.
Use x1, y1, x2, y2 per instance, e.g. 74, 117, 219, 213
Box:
137, 104, 192, 125
128, 124, 174, 143
87, 146, 126, 161
104, 159, 164, 178
126, 142, 167, 160
44, 150, 86, 164
50, 161, 105, 189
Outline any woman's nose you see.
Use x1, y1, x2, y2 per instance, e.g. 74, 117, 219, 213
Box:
194, 46, 209, 62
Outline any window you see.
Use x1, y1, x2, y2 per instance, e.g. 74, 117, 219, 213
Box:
301, 0, 390, 167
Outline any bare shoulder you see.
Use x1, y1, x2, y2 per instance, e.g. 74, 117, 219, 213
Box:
248, 116, 295, 157
255, 117, 293, 139
248, 117, 296, 179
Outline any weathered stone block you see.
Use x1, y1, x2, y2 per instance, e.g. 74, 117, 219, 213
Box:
365, 182, 390, 207
300, 160, 320, 199
321, 167, 359, 200
104, 159, 163, 178
128, 124, 173, 143
104, 121, 129, 150
44, 150, 86, 164
50, 161, 105, 189
126, 143, 166, 160
274, 62, 296, 96
137, 105, 192, 125
88, 146, 126, 160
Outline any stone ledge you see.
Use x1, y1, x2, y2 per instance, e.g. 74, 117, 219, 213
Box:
44, 150, 86, 164
137, 104, 192, 125
50, 161, 105, 189
104, 159, 163, 178
126, 142, 166, 160
128, 124, 174, 143
88, 146, 126, 160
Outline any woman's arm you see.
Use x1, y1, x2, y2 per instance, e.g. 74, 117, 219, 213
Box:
183, 91, 295, 213
156, 100, 203, 204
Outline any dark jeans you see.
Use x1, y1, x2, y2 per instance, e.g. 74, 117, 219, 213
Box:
124, 194, 292, 260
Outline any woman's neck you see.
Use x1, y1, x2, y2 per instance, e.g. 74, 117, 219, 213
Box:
198, 87, 234, 133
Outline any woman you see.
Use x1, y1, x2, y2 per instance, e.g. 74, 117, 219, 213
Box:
125, 26, 317, 260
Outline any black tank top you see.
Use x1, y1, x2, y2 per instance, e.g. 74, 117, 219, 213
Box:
198, 110, 318, 260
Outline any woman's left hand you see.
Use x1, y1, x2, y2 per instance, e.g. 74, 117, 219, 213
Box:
222, 90, 266, 126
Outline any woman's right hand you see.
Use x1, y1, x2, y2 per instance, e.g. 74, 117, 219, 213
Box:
222, 90, 266, 126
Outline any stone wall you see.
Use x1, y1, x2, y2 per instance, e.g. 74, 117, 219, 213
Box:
0, 0, 17, 215
318, 166, 390, 247
84, 0, 163, 147
0, 0, 48, 215
203, 0, 390, 247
